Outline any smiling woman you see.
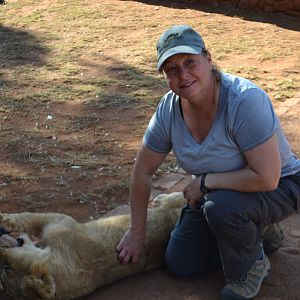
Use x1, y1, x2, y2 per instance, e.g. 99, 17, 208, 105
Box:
161, 53, 214, 108
117, 24, 300, 300
157, 27, 219, 144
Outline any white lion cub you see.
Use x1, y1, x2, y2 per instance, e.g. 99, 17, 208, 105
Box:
0, 192, 185, 300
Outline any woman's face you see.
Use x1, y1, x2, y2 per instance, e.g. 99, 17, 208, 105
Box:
162, 52, 212, 102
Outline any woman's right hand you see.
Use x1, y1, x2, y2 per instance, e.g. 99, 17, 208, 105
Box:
116, 144, 168, 265
116, 229, 145, 264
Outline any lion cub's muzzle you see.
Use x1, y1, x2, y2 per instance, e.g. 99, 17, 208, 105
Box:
0, 227, 24, 248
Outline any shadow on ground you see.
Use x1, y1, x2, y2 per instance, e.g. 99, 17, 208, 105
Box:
0, 25, 50, 67
127, 0, 300, 31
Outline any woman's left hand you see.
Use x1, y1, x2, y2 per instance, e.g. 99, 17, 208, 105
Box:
183, 176, 202, 208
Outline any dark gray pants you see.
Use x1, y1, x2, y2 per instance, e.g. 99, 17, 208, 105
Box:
165, 172, 300, 280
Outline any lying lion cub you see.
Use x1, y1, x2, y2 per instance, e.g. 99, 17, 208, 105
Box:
0, 192, 186, 300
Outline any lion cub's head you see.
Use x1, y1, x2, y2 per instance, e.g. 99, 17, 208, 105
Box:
0, 234, 56, 300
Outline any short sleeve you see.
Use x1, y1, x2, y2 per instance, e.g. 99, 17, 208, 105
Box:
232, 88, 276, 152
143, 96, 172, 153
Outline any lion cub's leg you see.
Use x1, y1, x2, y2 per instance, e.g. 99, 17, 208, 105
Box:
21, 273, 55, 300
0, 212, 75, 236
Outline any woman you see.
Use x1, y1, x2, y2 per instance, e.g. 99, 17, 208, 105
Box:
117, 25, 300, 300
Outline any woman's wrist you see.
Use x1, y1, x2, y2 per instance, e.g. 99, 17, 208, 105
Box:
200, 173, 211, 194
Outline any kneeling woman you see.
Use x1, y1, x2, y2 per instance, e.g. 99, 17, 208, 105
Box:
117, 25, 300, 300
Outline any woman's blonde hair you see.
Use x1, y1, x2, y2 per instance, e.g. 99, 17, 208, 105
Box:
202, 49, 221, 82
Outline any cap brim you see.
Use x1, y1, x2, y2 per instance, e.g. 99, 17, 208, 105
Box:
157, 45, 203, 71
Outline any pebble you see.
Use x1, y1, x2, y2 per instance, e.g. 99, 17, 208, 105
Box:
280, 246, 300, 255
289, 229, 300, 238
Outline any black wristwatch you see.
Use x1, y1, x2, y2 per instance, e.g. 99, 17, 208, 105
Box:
200, 173, 210, 194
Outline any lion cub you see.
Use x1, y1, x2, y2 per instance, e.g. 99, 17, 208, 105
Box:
0, 192, 185, 300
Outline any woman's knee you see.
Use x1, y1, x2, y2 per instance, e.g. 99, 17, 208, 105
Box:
164, 234, 220, 277
165, 244, 208, 277
203, 190, 246, 230
165, 251, 195, 277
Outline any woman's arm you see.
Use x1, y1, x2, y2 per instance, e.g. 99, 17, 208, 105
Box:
117, 144, 168, 264
206, 133, 281, 191
184, 133, 281, 207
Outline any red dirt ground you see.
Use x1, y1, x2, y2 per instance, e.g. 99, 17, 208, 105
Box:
1, 0, 300, 299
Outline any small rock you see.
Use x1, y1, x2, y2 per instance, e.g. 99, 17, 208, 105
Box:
289, 229, 300, 238
280, 246, 300, 255
71, 165, 81, 169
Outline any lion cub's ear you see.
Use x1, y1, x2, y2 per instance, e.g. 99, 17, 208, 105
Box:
20, 273, 55, 299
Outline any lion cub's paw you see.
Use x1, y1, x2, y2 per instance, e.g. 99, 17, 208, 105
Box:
0, 214, 20, 232
21, 273, 55, 299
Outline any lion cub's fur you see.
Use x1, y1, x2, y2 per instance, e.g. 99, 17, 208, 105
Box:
0, 192, 185, 300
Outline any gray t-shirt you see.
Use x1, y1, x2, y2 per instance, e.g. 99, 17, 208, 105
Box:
143, 73, 300, 177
